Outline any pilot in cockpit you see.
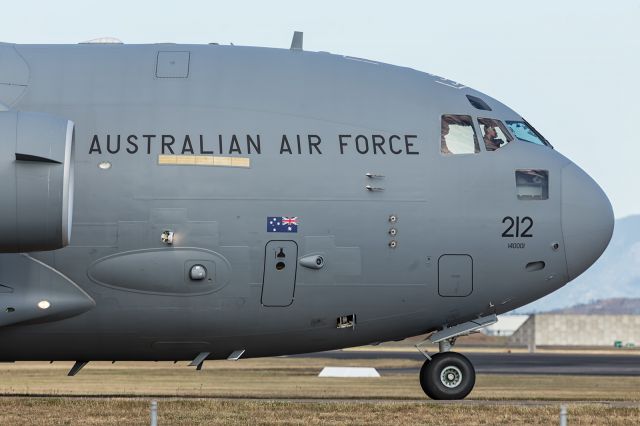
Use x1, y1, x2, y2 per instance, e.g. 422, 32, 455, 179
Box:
483, 125, 504, 151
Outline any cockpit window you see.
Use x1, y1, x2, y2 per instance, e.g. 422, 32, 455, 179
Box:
506, 120, 551, 147
441, 115, 480, 155
478, 118, 513, 151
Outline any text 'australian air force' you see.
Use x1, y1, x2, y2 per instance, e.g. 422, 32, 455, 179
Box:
88, 134, 420, 156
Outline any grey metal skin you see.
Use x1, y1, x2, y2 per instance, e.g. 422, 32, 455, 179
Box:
0, 42, 613, 363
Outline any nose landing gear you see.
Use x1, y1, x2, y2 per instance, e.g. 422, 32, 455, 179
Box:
415, 314, 496, 400
419, 351, 475, 400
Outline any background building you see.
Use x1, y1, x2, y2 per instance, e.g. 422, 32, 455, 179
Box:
508, 314, 640, 350
481, 315, 530, 337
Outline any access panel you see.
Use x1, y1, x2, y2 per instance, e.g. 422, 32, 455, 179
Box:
261, 241, 298, 307
156, 51, 190, 78
438, 254, 473, 297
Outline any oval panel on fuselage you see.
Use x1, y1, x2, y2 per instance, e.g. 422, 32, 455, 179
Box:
87, 248, 231, 295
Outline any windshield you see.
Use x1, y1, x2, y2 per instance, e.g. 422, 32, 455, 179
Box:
505, 120, 551, 147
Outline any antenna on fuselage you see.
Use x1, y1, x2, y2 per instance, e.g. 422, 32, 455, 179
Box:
290, 31, 303, 51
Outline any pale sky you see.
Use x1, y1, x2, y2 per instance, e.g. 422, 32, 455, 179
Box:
2, 0, 639, 218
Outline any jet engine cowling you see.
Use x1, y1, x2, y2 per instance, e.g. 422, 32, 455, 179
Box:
0, 111, 75, 253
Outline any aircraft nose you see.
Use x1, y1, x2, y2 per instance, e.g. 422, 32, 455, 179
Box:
561, 163, 614, 280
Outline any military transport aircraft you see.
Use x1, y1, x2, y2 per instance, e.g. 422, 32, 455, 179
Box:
0, 32, 613, 399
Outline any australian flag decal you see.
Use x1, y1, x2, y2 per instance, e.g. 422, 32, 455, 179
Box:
268, 216, 298, 233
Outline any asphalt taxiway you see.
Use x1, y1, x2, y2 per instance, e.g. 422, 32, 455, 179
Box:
294, 350, 640, 376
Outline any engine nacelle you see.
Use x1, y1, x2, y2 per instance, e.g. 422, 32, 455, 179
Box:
0, 111, 75, 253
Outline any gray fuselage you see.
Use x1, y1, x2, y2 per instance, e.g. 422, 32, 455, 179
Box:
0, 43, 613, 361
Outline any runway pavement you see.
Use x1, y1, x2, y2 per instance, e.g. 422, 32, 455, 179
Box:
293, 350, 640, 376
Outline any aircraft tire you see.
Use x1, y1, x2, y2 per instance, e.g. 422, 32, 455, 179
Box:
419, 352, 475, 400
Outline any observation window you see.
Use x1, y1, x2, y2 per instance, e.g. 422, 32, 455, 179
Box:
516, 170, 549, 200
478, 118, 513, 151
441, 115, 480, 155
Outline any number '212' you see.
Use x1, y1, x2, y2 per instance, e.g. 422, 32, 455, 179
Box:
502, 216, 533, 238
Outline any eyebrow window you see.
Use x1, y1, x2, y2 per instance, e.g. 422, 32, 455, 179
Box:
516, 170, 549, 200
466, 95, 492, 111
478, 118, 513, 151
441, 115, 480, 155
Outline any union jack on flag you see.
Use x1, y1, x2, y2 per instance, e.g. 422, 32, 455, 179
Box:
267, 216, 298, 233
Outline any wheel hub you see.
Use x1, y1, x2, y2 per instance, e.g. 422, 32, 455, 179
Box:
440, 365, 462, 388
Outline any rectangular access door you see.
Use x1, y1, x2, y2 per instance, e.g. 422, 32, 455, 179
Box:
438, 254, 473, 297
261, 240, 298, 307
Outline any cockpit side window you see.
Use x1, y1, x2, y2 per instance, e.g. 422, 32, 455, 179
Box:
506, 120, 551, 147
441, 115, 480, 155
478, 118, 513, 151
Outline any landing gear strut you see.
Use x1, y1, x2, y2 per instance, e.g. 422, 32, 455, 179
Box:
415, 314, 496, 400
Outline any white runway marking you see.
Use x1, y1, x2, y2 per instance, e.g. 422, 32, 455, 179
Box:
318, 367, 380, 377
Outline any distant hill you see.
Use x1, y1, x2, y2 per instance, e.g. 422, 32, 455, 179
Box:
519, 215, 640, 312
545, 298, 640, 315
